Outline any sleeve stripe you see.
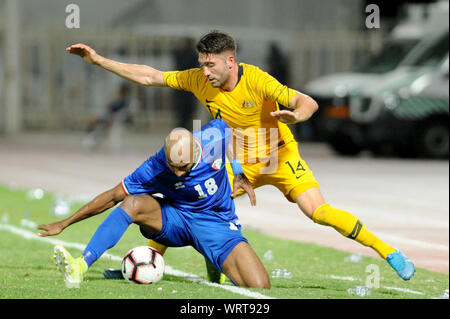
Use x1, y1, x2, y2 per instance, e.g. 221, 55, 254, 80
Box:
121, 180, 131, 196
192, 137, 203, 170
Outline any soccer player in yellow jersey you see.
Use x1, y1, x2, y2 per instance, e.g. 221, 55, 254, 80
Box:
67, 30, 415, 282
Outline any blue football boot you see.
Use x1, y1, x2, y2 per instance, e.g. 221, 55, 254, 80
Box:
386, 250, 415, 280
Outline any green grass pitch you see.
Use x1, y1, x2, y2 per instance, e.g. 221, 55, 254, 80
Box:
0, 185, 448, 299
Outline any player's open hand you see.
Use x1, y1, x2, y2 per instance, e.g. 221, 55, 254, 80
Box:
66, 43, 100, 65
231, 173, 256, 206
37, 221, 65, 237
270, 110, 300, 124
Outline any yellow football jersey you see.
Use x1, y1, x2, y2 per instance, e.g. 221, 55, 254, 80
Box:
164, 63, 299, 163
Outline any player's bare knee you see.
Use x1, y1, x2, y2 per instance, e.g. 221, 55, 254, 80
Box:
119, 196, 141, 221
251, 281, 271, 289
120, 195, 161, 226
248, 275, 271, 289
263, 276, 271, 289
257, 273, 271, 289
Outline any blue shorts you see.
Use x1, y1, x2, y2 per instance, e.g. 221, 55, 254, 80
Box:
140, 198, 248, 273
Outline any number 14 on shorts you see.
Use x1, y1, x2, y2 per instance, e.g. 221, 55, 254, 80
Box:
285, 160, 306, 179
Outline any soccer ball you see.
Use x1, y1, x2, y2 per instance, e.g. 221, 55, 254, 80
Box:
121, 246, 165, 284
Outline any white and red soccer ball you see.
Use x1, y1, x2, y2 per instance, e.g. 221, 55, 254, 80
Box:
121, 246, 165, 284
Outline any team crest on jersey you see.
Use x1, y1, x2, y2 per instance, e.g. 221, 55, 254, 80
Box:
212, 159, 222, 170
174, 182, 185, 189
242, 101, 255, 109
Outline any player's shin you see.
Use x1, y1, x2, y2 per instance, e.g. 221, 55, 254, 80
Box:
312, 204, 395, 259
82, 206, 133, 267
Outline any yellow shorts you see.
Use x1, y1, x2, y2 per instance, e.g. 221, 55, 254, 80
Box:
226, 141, 320, 203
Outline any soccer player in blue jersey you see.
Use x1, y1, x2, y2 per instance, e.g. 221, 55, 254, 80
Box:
37, 119, 270, 289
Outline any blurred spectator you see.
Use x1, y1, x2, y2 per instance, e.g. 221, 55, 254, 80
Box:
83, 82, 135, 152
171, 37, 198, 130
267, 42, 289, 86
267, 42, 314, 140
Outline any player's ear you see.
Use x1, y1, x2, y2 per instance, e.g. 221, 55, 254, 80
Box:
226, 54, 235, 68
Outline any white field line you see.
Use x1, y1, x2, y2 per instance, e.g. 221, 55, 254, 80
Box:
329, 275, 359, 281
382, 286, 425, 295
0, 223, 274, 299
327, 275, 426, 296
376, 232, 448, 252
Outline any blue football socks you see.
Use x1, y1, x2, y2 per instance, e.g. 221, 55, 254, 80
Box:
82, 206, 132, 267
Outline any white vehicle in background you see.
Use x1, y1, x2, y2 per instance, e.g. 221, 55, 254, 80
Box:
303, 1, 449, 157
319, 29, 448, 158
348, 48, 448, 159
388, 55, 448, 158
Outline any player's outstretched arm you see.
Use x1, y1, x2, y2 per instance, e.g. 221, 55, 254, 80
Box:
66, 43, 166, 87
270, 92, 319, 124
37, 183, 126, 237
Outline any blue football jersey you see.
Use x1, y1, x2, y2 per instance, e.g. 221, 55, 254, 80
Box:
121, 119, 235, 218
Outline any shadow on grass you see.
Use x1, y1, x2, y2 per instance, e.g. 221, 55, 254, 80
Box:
84, 272, 197, 285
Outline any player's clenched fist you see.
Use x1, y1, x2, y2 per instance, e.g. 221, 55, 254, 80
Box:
66, 43, 100, 65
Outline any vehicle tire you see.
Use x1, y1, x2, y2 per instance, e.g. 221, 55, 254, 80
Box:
327, 132, 363, 156
369, 141, 397, 157
417, 120, 449, 159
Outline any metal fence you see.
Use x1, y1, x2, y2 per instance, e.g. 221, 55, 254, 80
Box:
2, 27, 384, 133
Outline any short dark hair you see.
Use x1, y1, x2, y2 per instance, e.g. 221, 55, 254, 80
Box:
196, 30, 236, 55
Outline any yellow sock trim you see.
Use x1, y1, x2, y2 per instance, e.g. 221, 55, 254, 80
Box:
312, 204, 395, 259
148, 240, 168, 255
